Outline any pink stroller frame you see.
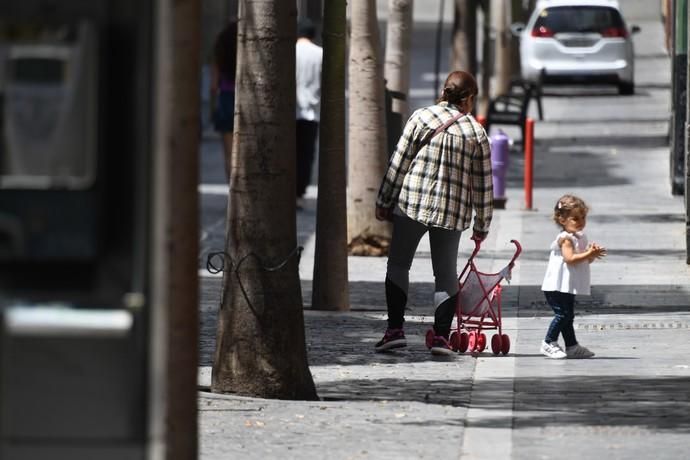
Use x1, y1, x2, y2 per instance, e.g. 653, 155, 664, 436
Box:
426, 238, 522, 355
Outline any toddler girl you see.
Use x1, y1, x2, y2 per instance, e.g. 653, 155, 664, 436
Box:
540, 195, 606, 359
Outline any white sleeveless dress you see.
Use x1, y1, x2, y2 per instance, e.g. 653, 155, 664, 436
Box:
541, 231, 591, 295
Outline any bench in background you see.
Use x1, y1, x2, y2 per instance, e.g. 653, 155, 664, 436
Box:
485, 75, 544, 142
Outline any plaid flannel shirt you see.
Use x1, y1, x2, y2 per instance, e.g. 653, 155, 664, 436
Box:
376, 102, 493, 234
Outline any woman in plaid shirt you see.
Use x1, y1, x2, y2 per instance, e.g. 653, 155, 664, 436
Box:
374, 70, 493, 356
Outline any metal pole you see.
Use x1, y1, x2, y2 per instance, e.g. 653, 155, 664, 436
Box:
524, 117, 534, 210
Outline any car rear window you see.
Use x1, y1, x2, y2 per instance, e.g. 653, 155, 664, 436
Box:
534, 6, 624, 34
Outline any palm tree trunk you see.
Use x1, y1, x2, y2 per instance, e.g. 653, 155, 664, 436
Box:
212, 0, 317, 400
510, 0, 526, 79
491, 0, 511, 95
312, 0, 350, 311
347, 0, 391, 250
479, 0, 491, 116
384, 0, 413, 120
451, 0, 478, 76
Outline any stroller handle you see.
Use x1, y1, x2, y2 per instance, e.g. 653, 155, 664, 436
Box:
470, 236, 482, 259
508, 239, 522, 267
468, 238, 522, 265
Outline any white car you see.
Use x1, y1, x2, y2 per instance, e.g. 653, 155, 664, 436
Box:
516, 0, 640, 95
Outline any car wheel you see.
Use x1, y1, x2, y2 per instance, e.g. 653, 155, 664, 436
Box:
618, 81, 634, 95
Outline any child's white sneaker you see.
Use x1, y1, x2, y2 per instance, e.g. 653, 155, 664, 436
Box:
566, 344, 595, 359
540, 341, 567, 359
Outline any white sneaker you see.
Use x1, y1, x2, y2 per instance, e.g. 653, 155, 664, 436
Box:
540, 341, 567, 359
566, 344, 595, 359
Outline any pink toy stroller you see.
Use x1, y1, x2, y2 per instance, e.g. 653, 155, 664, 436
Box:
426, 238, 522, 355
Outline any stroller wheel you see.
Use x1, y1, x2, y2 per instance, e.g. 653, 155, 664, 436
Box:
468, 331, 477, 351
477, 333, 487, 352
458, 331, 469, 353
501, 334, 511, 355
449, 331, 459, 351
425, 329, 435, 349
491, 334, 502, 355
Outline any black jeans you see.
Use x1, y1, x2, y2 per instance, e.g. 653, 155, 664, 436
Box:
296, 119, 318, 198
544, 290, 578, 347
385, 214, 461, 337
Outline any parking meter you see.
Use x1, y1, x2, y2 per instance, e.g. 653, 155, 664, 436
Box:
0, 22, 100, 262
0, 2, 154, 459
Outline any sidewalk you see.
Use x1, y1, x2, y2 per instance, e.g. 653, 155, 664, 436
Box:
199, 138, 690, 460
197, 10, 690, 460
200, 189, 690, 460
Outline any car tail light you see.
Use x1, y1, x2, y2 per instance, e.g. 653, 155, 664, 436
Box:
601, 27, 628, 38
531, 26, 555, 38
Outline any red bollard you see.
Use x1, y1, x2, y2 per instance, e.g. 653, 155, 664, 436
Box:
524, 118, 535, 210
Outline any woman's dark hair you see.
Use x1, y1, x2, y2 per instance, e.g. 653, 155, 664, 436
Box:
437, 70, 478, 105
214, 20, 237, 80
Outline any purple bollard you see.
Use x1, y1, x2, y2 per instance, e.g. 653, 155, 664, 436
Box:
490, 130, 510, 209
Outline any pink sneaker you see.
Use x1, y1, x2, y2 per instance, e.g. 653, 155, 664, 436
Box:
430, 336, 454, 356
375, 328, 407, 352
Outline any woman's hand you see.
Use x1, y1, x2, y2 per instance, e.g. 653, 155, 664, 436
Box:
471, 229, 488, 242
375, 206, 393, 222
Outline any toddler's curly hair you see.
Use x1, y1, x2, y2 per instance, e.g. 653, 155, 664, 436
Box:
552, 194, 589, 226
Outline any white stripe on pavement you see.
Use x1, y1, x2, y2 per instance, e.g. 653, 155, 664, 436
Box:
461, 318, 516, 459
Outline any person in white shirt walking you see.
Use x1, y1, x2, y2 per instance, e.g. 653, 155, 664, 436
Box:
295, 18, 322, 208
540, 194, 607, 359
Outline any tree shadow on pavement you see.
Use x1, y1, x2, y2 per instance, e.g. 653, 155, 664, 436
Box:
200, 278, 447, 366
536, 116, 668, 125
511, 374, 689, 431
318, 376, 473, 408
503, 130, 670, 190
538, 134, 669, 149
318, 374, 690, 432
505, 149, 629, 189
517, 284, 690, 317
541, 86, 620, 97
589, 213, 685, 224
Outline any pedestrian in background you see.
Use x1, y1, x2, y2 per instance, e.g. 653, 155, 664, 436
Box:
295, 18, 322, 209
374, 70, 493, 356
211, 20, 237, 181
540, 194, 607, 359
